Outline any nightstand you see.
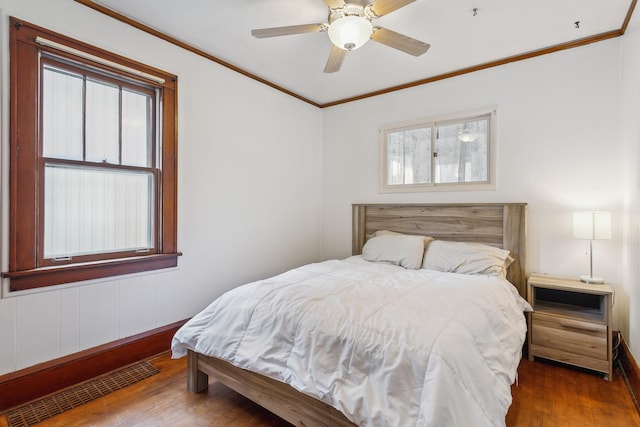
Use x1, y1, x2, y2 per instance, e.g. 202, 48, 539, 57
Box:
527, 273, 614, 380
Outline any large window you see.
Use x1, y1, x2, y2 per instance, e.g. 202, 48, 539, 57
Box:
380, 108, 496, 192
5, 18, 179, 291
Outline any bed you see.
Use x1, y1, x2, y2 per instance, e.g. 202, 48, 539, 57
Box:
172, 203, 529, 426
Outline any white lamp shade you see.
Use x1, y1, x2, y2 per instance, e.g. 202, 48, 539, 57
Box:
573, 211, 611, 240
328, 16, 373, 51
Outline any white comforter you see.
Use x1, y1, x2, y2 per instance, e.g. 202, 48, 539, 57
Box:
172, 257, 531, 427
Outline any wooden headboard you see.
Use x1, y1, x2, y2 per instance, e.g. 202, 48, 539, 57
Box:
352, 203, 528, 297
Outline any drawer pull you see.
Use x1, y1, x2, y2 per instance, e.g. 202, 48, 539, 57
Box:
559, 321, 601, 333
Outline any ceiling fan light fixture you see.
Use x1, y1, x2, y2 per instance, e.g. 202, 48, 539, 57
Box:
458, 129, 478, 142
328, 16, 373, 51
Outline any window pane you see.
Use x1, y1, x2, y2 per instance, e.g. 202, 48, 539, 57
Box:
44, 165, 154, 258
386, 128, 431, 185
122, 89, 152, 167
434, 118, 488, 184
42, 66, 83, 160
86, 79, 119, 164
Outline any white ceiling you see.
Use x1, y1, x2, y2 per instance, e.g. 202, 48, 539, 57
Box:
90, 0, 633, 106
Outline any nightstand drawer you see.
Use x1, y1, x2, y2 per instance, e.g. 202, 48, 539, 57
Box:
531, 312, 607, 360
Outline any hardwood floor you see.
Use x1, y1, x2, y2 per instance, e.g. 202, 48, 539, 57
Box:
2, 353, 639, 427
507, 358, 640, 427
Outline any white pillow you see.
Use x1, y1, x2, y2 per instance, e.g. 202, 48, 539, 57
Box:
371, 230, 434, 249
362, 235, 425, 270
422, 240, 511, 278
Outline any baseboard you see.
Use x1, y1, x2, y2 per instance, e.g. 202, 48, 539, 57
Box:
0, 319, 187, 412
619, 335, 640, 413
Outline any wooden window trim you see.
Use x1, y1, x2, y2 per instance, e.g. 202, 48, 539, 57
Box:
4, 18, 180, 292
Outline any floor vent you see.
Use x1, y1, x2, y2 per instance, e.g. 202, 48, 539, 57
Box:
4, 360, 159, 427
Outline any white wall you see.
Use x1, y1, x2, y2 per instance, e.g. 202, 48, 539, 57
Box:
1, 0, 638, 376
322, 40, 632, 350
621, 8, 640, 361
0, 0, 323, 374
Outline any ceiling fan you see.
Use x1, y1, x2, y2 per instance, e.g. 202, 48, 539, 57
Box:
251, 0, 430, 73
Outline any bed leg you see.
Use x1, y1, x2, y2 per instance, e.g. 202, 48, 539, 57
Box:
187, 350, 209, 393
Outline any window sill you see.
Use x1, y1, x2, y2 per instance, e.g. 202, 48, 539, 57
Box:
2, 253, 182, 292
379, 181, 496, 193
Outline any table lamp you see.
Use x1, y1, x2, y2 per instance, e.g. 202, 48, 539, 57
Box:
573, 211, 611, 284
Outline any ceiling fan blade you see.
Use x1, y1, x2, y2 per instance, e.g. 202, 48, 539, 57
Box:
368, 0, 416, 17
371, 27, 430, 56
324, 45, 347, 73
251, 23, 327, 38
323, 0, 346, 8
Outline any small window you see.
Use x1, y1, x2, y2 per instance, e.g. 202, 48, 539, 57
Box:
380, 108, 496, 192
5, 18, 179, 291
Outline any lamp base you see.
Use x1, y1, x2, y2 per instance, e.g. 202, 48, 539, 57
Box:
580, 275, 605, 284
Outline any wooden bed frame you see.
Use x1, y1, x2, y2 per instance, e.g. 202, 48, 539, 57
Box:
187, 203, 528, 426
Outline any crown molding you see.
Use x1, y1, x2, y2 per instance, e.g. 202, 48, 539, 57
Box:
74, 0, 636, 108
